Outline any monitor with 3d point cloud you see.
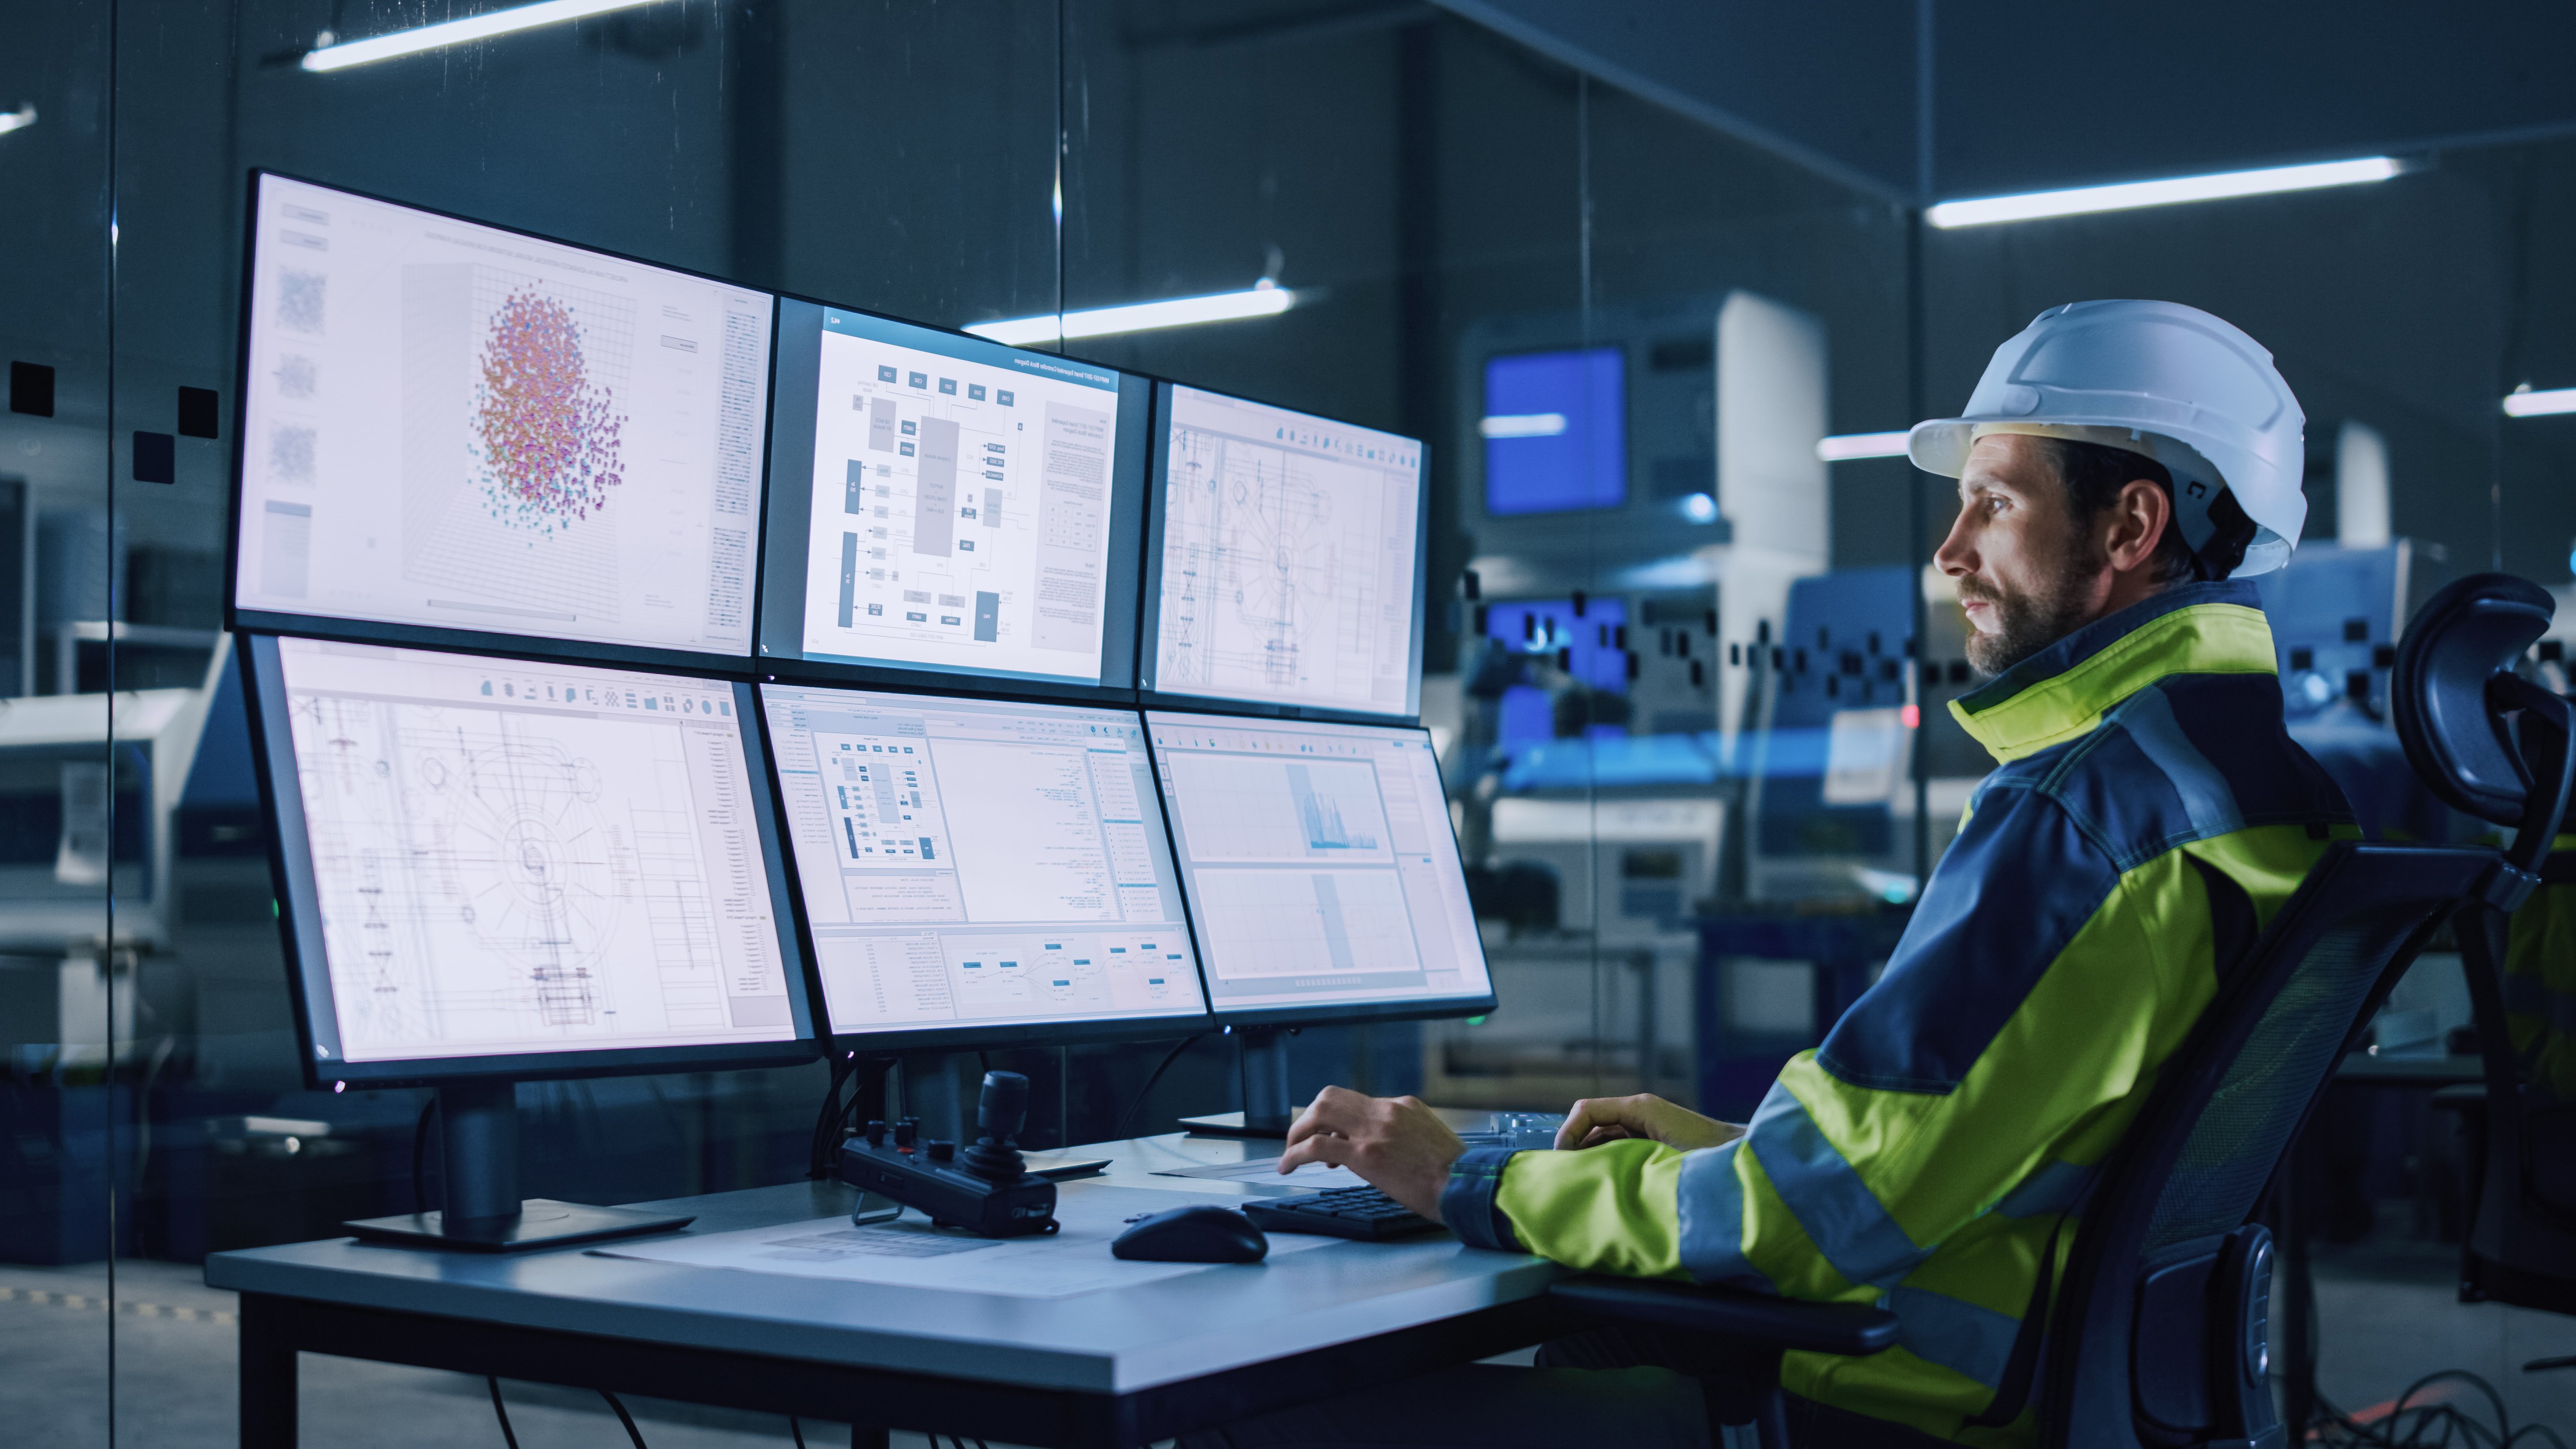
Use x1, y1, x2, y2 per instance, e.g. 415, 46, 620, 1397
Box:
756, 300, 1149, 698
760, 681, 1210, 1049
1146, 710, 1491, 1025
245, 633, 817, 1085
229, 172, 777, 666
1140, 383, 1427, 720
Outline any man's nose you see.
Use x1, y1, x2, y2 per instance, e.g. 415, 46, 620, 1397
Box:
1934, 515, 1975, 577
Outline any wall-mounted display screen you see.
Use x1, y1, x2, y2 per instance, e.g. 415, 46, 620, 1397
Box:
757, 302, 1147, 694
761, 682, 1208, 1044
1141, 384, 1425, 719
232, 173, 775, 661
248, 635, 814, 1081
1481, 345, 1626, 516
1146, 710, 1490, 1022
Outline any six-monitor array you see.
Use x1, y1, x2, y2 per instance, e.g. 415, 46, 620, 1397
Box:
228, 171, 1489, 1085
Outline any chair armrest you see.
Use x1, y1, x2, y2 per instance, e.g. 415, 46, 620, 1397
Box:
1548, 1276, 1900, 1357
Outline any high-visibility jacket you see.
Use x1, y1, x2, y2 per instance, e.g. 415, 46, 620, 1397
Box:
1443, 580, 2355, 1445
2504, 868, 2576, 1107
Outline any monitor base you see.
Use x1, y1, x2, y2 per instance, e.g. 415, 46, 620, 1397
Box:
344, 1200, 694, 1252
1178, 1110, 1294, 1139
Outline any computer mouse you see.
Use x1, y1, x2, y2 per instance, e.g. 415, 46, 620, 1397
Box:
1110, 1204, 1269, 1263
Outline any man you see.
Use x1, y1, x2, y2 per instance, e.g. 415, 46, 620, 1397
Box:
1213, 301, 2355, 1448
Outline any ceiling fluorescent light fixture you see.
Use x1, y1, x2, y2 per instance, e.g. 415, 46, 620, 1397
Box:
2504, 386, 2576, 419
1479, 413, 1568, 439
302, 0, 664, 71
1816, 431, 1910, 461
965, 283, 1295, 347
0, 104, 34, 136
1926, 156, 2401, 229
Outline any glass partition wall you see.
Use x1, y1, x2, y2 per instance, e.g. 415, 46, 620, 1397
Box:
7, 1, 2571, 1443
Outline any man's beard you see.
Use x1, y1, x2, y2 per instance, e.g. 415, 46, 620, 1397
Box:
1960, 537, 2105, 678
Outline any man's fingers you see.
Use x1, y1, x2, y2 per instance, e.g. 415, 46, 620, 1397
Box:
1577, 1125, 1631, 1149
1276, 1133, 1350, 1174
1284, 1085, 1365, 1149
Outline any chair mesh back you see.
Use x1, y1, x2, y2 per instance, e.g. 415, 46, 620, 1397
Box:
2142, 906, 2432, 1254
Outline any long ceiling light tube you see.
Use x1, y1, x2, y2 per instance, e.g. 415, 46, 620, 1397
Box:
1926, 156, 2401, 229
2504, 387, 2576, 419
1816, 431, 1911, 462
0, 104, 34, 137
965, 284, 1295, 347
301, 0, 664, 72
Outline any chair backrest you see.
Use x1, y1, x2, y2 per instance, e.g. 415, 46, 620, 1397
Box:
2038, 842, 2492, 1448
2036, 574, 2571, 1447
2393, 574, 2576, 1306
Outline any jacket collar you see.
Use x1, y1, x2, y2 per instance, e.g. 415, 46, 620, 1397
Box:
1948, 579, 2276, 764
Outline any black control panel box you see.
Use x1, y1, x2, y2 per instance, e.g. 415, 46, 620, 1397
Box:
834, 1073, 1059, 1238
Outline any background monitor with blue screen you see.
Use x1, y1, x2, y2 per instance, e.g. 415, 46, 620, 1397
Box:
757, 300, 1148, 697
1140, 383, 1427, 720
760, 682, 1210, 1048
230, 172, 776, 666
1481, 346, 1626, 516
246, 634, 816, 1082
1146, 709, 1493, 1024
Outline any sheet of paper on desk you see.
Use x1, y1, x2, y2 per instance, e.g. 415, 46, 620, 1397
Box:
1152, 1157, 1371, 1193
592, 1183, 1336, 1298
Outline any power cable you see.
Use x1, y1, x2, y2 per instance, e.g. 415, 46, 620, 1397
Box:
1115, 1036, 1205, 1139
486, 1378, 520, 1449
788, 1416, 808, 1449
600, 1390, 650, 1449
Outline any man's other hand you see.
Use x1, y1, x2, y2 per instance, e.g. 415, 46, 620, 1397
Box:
1277, 1087, 1466, 1221
1555, 1094, 1741, 1153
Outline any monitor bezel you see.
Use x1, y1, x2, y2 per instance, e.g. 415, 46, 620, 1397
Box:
1142, 707, 1496, 1031
1137, 380, 1431, 727
751, 295, 1150, 706
751, 675, 1218, 1053
242, 630, 824, 1090
225, 169, 783, 674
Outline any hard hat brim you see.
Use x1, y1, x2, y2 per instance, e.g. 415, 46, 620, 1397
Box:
1906, 419, 1976, 478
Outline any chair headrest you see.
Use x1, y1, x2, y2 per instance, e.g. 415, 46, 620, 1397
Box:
2391, 573, 2557, 827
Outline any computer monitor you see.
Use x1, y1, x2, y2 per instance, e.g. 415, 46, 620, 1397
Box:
1139, 383, 1428, 720
229, 172, 776, 666
757, 682, 1210, 1050
243, 633, 817, 1247
756, 299, 1149, 698
1145, 710, 1491, 1024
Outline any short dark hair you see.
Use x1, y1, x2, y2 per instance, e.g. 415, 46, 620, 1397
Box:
2038, 437, 2202, 584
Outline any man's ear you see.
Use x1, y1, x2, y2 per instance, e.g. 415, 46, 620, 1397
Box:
2104, 477, 2172, 574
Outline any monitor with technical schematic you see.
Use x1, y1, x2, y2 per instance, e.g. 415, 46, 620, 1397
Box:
246, 634, 815, 1078
244, 633, 819, 1249
1139, 384, 1427, 720
1146, 709, 1491, 1024
759, 682, 1210, 1048
756, 301, 1150, 697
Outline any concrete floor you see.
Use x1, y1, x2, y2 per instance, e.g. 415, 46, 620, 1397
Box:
3, 1238, 2572, 1448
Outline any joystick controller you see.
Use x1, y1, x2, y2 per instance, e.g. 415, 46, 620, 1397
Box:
838, 1070, 1058, 1237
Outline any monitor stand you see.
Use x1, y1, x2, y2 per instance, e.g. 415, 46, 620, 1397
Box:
1179, 1026, 1301, 1138
345, 1082, 696, 1251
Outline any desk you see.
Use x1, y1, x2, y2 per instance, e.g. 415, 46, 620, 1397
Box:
205, 1132, 1564, 1449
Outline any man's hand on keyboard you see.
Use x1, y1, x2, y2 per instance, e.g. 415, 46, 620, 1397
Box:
1555, 1094, 1742, 1153
1276, 1087, 1465, 1222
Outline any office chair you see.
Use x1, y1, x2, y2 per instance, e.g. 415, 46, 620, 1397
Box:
2396, 575, 2576, 1316
1547, 574, 2570, 1449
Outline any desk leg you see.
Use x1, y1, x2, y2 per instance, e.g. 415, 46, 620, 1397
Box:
849, 1426, 888, 1449
238, 1294, 299, 1449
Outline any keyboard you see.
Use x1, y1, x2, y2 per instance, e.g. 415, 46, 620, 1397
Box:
1242, 1185, 1442, 1241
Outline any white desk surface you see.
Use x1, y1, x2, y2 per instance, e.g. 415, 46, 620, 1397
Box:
203, 1131, 1562, 1396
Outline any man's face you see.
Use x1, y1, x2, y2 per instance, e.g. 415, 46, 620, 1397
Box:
1935, 434, 2109, 677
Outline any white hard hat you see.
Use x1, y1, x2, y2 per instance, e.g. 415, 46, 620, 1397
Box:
1908, 299, 2308, 578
